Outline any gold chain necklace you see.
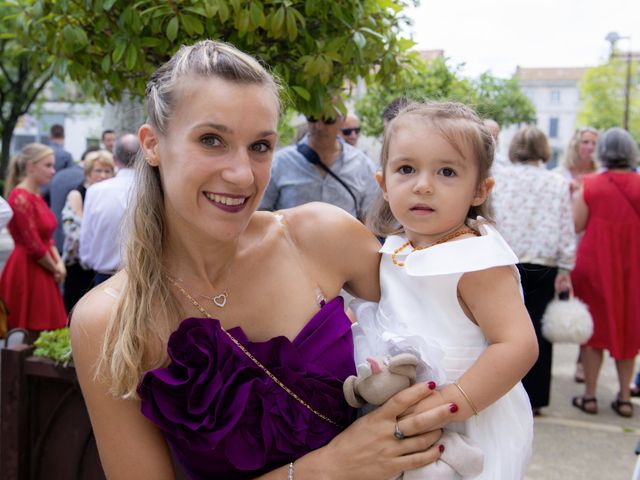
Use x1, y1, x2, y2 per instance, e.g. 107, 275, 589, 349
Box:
391, 227, 480, 267
198, 291, 228, 308
170, 269, 231, 308
169, 279, 343, 428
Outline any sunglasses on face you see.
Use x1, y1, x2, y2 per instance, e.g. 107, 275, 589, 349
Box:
341, 127, 360, 136
307, 116, 337, 125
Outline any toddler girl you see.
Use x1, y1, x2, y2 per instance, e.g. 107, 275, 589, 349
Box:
353, 101, 538, 478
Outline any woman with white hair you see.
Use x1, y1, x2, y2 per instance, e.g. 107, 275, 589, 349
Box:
571, 127, 640, 418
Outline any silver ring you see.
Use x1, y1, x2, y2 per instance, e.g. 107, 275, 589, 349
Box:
394, 421, 405, 440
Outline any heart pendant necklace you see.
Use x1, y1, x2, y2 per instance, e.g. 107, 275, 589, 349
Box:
169, 266, 232, 309
199, 291, 228, 308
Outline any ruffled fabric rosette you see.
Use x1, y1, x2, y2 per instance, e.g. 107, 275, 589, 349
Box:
138, 297, 356, 478
350, 298, 447, 386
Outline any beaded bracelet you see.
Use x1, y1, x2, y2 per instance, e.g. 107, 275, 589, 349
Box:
453, 381, 479, 416
288, 461, 294, 480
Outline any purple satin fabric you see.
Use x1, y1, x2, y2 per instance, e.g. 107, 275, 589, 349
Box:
138, 297, 357, 480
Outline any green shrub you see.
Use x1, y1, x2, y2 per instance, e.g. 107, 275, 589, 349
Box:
33, 328, 72, 366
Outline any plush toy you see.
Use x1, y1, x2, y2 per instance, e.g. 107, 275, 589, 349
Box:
343, 354, 484, 479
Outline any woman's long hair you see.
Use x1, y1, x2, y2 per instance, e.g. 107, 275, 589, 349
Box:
99, 40, 281, 398
560, 127, 599, 171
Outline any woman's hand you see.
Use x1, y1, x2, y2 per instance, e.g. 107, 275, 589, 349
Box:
54, 262, 66, 283
554, 269, 572, 295
301, 382, 452, 480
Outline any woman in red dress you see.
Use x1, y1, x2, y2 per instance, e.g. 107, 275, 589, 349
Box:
1, 143, 67, 341
571, 128, 640, 418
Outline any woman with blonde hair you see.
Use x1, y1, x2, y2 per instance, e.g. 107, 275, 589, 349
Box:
556, 127, 599, 382
61, 149, 115, 311
71, 40, 454, 479
556, 127, 599, 190
0, 143, 67, 341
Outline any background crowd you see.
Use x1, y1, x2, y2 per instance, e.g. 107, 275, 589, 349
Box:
0, 95, 639, 422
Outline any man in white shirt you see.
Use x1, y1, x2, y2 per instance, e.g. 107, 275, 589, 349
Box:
0, 195, 13, 229
80, 133, 139, 285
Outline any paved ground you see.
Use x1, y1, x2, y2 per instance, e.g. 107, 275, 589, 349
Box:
526, 343, 639, 479
0, 228, 638, 478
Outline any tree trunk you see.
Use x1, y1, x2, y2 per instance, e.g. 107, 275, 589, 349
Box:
1, 117, 18, 186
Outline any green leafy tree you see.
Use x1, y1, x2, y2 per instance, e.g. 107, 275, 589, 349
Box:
25, 0, 420, 115
356, 58, 535, 138
0, 2, 57, 178
471, 73, 536, 128
1, 0, 423, 178
578, 58, 640, 141
356, 57, 475, 136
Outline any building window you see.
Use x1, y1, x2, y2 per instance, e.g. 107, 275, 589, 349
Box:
10, 135, 38, 155
550, 89, 561, 104
547, 148, 562, 170
549, 117, 559, 138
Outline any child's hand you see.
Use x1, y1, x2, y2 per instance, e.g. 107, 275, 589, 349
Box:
399, 384, 449, 421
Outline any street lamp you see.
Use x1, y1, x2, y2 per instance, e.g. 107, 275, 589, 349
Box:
605, 31, 632, 131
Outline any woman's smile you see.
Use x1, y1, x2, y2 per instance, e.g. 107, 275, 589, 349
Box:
202, 191, 250, 212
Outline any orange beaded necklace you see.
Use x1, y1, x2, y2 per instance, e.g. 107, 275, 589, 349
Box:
391, 227, 480, 267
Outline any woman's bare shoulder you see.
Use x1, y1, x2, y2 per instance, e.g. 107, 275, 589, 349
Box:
276, 204, 381, 299
279, 202, 370, 246
70, 272, 126, 344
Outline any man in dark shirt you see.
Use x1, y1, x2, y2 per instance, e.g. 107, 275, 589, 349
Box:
49, 147, 98, 251
49, 124, 73, 172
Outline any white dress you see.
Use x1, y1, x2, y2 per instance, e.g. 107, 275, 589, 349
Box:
352, 222, 533, 479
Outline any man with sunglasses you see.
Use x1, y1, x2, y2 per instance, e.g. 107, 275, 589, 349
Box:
260, 112, 378, 221
340, 114, 361, 147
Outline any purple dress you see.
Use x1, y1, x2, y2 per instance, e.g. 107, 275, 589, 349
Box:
138, 297, 357, 479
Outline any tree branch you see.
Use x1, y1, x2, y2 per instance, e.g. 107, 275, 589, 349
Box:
0, 60, 17, 88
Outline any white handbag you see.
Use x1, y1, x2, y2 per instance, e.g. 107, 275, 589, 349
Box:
541, 292, 593, 344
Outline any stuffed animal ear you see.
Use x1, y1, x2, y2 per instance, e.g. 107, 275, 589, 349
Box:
357, 362, 373, 378
343, 375, 366, 408
367, 357, 382, 374
387, 353, 419, 369
387, 353, 419, 384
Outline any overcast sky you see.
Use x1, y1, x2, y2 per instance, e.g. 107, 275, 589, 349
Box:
406, 0, 639, 78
